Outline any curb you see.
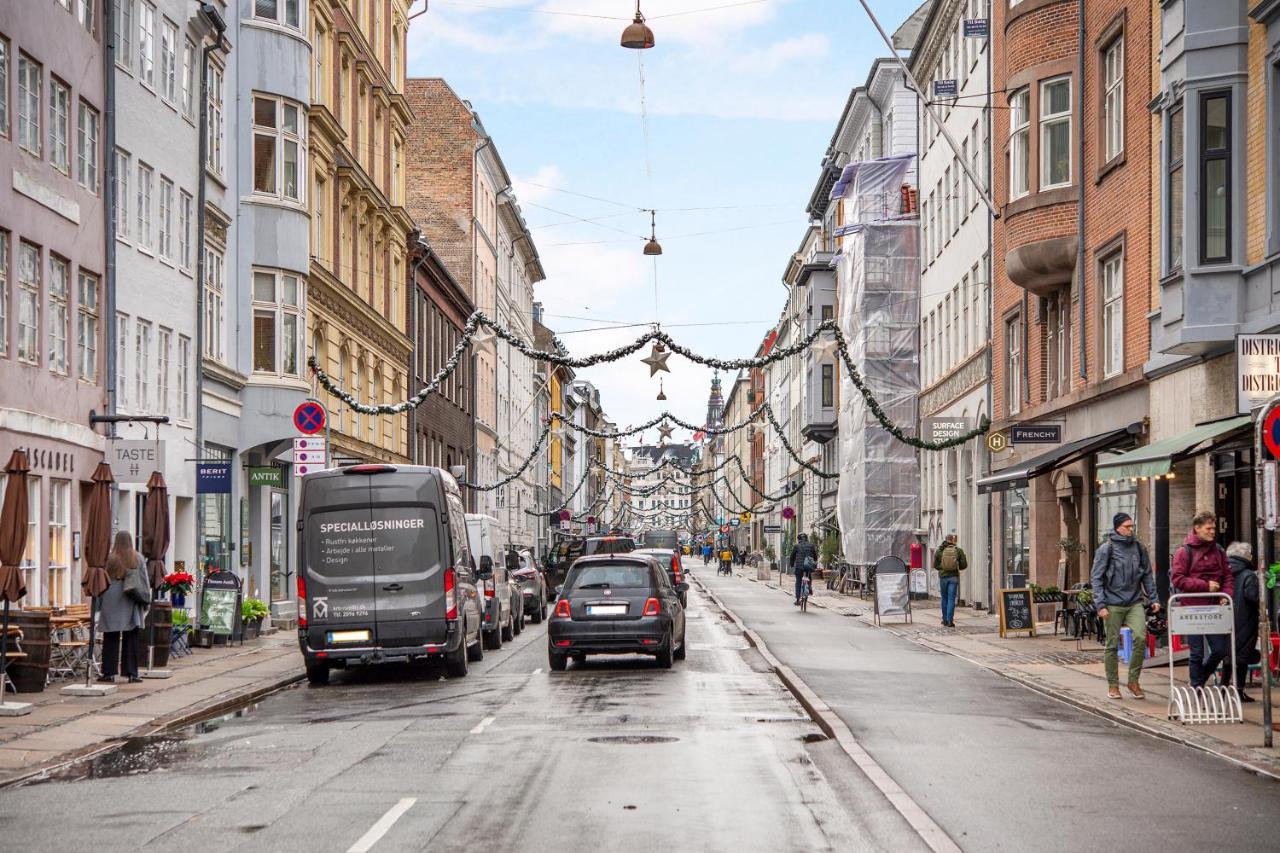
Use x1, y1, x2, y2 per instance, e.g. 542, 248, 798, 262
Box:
694, 576, 961, 853
0, 667, 304, 789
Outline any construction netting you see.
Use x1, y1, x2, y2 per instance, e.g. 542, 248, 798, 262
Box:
833, 154, 920, 566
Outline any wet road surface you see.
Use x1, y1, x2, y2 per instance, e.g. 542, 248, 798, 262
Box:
700, 571, 1280, 853
0, 583, 928, 852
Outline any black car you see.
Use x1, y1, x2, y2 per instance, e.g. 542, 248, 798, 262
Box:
631, 548, 687, 607
547, 554, 687, 670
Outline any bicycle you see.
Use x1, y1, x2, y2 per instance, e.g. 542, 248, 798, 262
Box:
798, 574, 811, 612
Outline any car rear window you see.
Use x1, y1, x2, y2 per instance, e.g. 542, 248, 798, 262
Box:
567, 562, 650, 589
583, 537, 636, 556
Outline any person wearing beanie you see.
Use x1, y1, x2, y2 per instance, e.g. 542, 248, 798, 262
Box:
1090, 512, 1159, 699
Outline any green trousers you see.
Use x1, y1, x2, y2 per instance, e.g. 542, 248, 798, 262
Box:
1103, 604, 1148, 686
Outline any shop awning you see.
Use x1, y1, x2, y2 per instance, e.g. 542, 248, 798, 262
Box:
977, 425, 1140, 494
1094, 415, 1251, 482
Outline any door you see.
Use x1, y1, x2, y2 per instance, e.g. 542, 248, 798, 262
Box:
303, 479, 378, 642
368, 475, 448, 647
269, 490, 289, 602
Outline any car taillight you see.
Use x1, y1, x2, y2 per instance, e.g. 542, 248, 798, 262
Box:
671, 555, 682, 585
554, 599, 571, 618
484, 577, 495, 598
297, 574, 308, 628
444, 568, 457, 620
643, 598, 660, 617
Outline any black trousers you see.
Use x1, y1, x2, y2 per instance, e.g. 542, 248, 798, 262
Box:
102, 628, 140, 678
1187, 633, 1231, 688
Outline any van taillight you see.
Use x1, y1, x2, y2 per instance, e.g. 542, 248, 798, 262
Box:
297, 575, 308, 628
554, 599, 571, 618
643, 598, 660, 617
484, 577, 495, 598
444, 568, 457, 620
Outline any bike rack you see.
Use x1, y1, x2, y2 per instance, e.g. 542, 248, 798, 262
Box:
1166, 593, 1243, 725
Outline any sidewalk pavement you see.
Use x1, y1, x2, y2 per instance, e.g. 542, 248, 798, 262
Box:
0, 632, 303, 786
730, 564, 1280, 778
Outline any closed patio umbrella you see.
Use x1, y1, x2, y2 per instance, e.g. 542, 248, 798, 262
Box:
141, 471, 169, 673
0, 450, 30, 698
80, 462, 113, 688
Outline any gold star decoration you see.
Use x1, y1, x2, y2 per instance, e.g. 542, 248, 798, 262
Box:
641, 342, 671, 377
658, 422, 674, 442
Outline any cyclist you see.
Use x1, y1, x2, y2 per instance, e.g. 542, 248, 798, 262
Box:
790, 533, 818, 606
719, 546, 733, 575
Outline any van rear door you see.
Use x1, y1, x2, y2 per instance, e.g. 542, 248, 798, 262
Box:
367, 474, 447, 647
304, 476, 379, 647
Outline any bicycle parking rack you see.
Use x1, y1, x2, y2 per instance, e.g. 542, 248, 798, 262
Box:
1166, 593, 1243, 725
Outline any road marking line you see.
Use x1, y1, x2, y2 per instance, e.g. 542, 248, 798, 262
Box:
347, 798, 416, 853
470, 715, 496, 735
532, 668, 543, 675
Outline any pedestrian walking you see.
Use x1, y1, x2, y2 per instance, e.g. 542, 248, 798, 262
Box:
1171, 511, 1233, 689
98, 530, 149, 684
702, 543, 712, 565
1225, 541, 1261, 703
1090, 512, 1159, 700
933, 533, 967, 627
790, 533, 818, 605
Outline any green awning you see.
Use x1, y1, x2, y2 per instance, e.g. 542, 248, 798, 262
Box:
1095, 416, 1251, 481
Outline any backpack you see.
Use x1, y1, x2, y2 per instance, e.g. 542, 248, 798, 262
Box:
938, 546, 958, 572
803, 555, 816, 572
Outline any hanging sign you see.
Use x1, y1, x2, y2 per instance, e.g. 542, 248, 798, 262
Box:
932, 79, 958, 98
197, 461, 232, 494
108, 440, 166, 484
1010, 424, 1061, 444
248, 466, 284, 487
1236, 333, 1280, 413
963, 18, 988, 38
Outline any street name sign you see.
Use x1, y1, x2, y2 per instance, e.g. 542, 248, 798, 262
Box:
932, 79, 958, 97
963, 18, 989, 37
1236, 333, 1280, 413
1009, 424, 1061, 444
107, 440, 165, 483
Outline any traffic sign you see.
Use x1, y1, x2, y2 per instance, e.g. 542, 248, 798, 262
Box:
1264, 407, 1280, 458
294, 401, 327, 435
719, 524, 729, 534
739, 511, 751, 523
781, 506, 795, 521
293, 437, 327, 477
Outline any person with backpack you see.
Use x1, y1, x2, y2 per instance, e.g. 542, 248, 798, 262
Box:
790, 533, 818, 605
933, 533, 968, 627
1091, 512, 1159, 699
1171, 511, 1234, 689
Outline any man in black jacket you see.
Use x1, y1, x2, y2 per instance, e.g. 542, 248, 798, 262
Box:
790, 534, 819, 605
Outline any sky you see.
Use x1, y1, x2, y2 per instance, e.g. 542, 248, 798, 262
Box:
405, 0, 915, 445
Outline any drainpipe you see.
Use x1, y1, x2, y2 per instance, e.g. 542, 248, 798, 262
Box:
407, 232, 429, 462
1076, 0, 1087, 380
103, 0, 117, 529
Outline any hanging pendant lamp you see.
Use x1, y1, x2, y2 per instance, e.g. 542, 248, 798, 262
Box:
621, 2, 655, 49
643, 209, 663, 255
656, 378, 667, 401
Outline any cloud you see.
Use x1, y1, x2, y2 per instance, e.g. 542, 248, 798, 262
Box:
512, 165, 564, 206
730, 33, 829, 73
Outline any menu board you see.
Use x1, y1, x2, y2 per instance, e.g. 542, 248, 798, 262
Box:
200, 570, 242, 637
999, 588, 1036, 637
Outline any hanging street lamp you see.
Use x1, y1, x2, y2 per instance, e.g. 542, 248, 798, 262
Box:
621, 2, 655, 49
643, 209, 663, 255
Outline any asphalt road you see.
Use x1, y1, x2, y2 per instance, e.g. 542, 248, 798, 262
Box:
700, 570, 1280, 853
0, 584, 929, 852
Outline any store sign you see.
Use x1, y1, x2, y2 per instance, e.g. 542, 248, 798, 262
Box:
248, 466, 284, 488
108, 440, 166, 483
1009, 424, 1061, 444
197, 461, 232, 494
1236, 333, 1280, 413
924, 417, 974, 444
11, 445, 78, 476
963, 18, 988, 38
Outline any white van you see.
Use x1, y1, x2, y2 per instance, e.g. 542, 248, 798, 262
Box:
465, 514, 516, 650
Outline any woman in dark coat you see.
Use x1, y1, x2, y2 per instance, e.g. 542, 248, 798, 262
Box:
1225, 541, 1261, 702
97, 530, 148, 684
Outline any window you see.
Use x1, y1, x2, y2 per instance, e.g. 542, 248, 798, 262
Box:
114, 148, 130, 239
314, 174, 326, 258
1201, 92, 1230, 263
177, 335, 191, 420
1044, 291, 1070, 400
135, 319, 150, 408
77, 0, 95, 34
48, 255, 68, 374
1005, 313, 1022, 415
0, 233, 7, 356
77, 270, 98, 381
367, 361, 378, 443
179, 190, 193, 269
136, 162, 153, 249
18, 53, 40, 156
1040, 77, 1072, 189
206, 64, 223, 172
181, 38, 195, 117
17, 241, 39, 364
943, 167, 952, 238
48, 78, 70, 173
821, 364, 834, 408
116, 313, 128, 406
314, 24, 327, 103
1102, 252, 1124, 378
1009, 88, 1029, 199
160, 19, 178, 103
254, 0, 301, 29
252, 95, 304, 202
203, 247, 224, 360
950, 163, 960, 235
137, 2, 155, 86
391, 23, 400, 87
351, 354, 363, 438
158, 177, 173, 260
48, 479, 69, 607
115, 0, 133, 69
77, 101, 99, 191
0, 39, 8, 137
1167, 103, 1184, 270
157, 327, 170, 414
1103, 37, 1124, 162
252, 270, 304, 376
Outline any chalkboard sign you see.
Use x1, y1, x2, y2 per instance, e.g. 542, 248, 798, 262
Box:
998, 588, 1036, 637
200, 570, 242, 638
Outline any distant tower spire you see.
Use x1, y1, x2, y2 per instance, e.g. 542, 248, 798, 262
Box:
705, 372, 724, 430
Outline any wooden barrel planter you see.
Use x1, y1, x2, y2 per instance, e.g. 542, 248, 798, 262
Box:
145, 602, 173, 668
8, 610, 52, 693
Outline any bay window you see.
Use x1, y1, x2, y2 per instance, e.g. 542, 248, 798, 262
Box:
1009, 87, 1029, 200
252, 269, 304, 377
252, 95, 305, 202
1040, 77, 1071, 189
254, 0, 302, 30
1200, 92, 1230, 264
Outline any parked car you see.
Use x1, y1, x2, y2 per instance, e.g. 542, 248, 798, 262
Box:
510, 549, 547, 623
297, 464, 484, 685
544, 537, 583, 600
547, 554, 687, 670
582, 535, 637, 556
631, 547, 687, 607
466, 514, 516, 650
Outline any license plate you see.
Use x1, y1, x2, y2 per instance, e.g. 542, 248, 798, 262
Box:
587, 604, 627, 616
327, 629, 371, 644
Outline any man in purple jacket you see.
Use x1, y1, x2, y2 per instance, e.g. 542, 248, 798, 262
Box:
1170, 511, 1234, 689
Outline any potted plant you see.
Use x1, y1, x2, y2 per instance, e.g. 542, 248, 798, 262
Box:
241, 598, 270, 639
1029, 583, 1062, 603
161, 571, 195, 608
